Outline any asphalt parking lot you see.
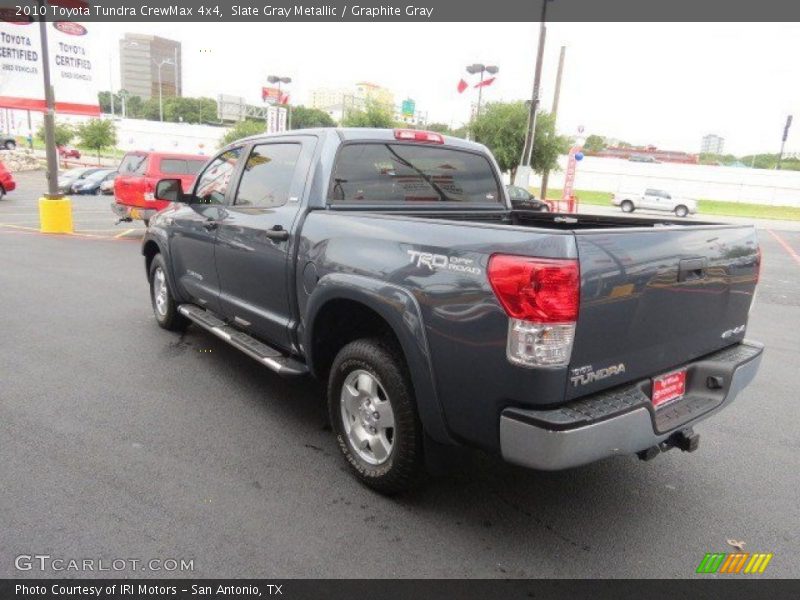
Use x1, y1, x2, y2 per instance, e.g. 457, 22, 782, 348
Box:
1, 171, 799, 578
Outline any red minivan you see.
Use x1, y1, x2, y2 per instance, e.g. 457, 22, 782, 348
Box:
112, 151, 207, 224
0, 161, 16, 199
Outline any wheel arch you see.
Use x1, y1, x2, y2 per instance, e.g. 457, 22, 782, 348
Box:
303, 273, 454, 444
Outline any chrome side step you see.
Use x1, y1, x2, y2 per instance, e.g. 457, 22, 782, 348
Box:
178, 304, 308, 377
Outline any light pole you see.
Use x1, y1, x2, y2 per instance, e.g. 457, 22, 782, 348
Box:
153, 58, 175, 122
465, 63, 498, 119
516, 0, 552, 186
268, 75, 292, 130
108, 55, 115, 118
36, 0, 72, 233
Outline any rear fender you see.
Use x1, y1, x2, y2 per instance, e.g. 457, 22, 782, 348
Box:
304, 273, 454, 445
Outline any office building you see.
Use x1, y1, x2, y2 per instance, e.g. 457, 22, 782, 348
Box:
120, 34, 182, 100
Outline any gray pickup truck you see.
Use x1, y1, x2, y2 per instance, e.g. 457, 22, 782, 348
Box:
142, 128, 763, 494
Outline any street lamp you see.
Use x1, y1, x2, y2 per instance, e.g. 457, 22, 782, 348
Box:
465, 63, 498, 118
267, 75, 292, 130
153, 58, 175, 122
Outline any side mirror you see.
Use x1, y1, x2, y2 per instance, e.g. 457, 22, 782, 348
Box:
155, 178, 186, 203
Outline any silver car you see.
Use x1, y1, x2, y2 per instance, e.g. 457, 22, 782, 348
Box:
612, 188, 697, 217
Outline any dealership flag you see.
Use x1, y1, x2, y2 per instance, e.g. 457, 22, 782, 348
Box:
474, 77, 496, 89
456, 79, 468, 94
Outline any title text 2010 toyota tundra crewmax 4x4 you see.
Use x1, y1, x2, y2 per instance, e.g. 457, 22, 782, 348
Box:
141, 128, 762, 494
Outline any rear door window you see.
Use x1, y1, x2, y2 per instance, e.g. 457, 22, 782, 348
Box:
329, 143, 501, 205
234, 143, 302, 208
119, 153, 148, 175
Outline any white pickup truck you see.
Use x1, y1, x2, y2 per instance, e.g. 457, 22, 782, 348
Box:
612, 188, 697, 217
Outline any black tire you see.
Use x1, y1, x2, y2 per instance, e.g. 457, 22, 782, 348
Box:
4, 140, 15, 150
148, 254, 188, 331
95, 188, 103, 196
143, 218, 150, 227
621, 200, 635, 213
0, 185, 5, 200
540, 205, 549, 212
674, 205, 689, 218
328, 338, 424, 495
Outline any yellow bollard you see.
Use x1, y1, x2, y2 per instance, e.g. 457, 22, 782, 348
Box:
38, 196, 74, 234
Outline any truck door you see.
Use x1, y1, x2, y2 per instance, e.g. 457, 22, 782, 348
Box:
214, 137, 317, 352
168, 147, 243, 312
642, 189, 660, 210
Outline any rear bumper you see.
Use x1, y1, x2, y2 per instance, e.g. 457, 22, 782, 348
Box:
500, 341, 763, 471
111, 202, 158, 221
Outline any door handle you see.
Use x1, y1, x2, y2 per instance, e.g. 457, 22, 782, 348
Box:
264, 225, 289, 241
202, 220, 219, 231
678, 257, 707, 282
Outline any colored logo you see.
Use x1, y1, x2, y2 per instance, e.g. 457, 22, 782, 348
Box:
53, 21, 87, 36
696, 552, 773, 574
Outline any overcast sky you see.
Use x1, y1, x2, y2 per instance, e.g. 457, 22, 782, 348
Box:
94, 22, 800, 155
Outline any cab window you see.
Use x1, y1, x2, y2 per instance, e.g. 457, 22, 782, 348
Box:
234, 143, 302, 208
193, 148, 243, 205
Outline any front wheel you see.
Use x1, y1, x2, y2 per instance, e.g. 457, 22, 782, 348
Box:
328, 338, 424, 495
4, 140, 15, 150
674, 205, 689, 218
148, 254, 187, 331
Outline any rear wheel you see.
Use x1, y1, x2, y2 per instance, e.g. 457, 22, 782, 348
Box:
621, 200, 635, 213
0, 185, 5, 200
674, 205, 689, 217
328, 338, 424, 494
4, 140, 15, 151
95, 188, 103, 196
148, 254, 187, 331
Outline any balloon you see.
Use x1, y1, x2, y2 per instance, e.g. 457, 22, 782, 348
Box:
575, 152, 584, 161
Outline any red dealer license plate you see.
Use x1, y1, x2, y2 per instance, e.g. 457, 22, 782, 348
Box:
651, 369, 687, 407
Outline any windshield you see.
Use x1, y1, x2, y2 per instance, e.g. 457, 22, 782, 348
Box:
329, 143, 501, 205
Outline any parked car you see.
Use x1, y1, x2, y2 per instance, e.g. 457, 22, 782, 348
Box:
141, 128, 762, 494
612, 188, 697, 217
112, 151, 207, 225
0, 161, 16, 199
57, 167, 104, 193
70, 169, 116, 195
629, 154, 658, 163
1, 136, 16, 151
506, 184, 549, 211
99, 172, 118, 195
57, 145, 81, 159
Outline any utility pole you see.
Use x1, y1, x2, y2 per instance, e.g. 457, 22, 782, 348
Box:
777, 115, 792, 170
540, 45, 565, 200
515, 0, 550, 187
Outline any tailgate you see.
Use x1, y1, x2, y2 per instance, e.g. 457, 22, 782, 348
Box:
568, 225, 759, 400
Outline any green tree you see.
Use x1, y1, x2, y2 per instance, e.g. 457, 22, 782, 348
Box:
471, 101, 569, 180
426, 122, 453, 135
341, 99, 395, 128
583, 134, 606, 153
76, 118, 117, 162
289, 105, 335, 129
163, 96, 219, 124
97, 91, 123, 114
124, 95, 145, 119
219, 119, 265, 147
37, 121, 74, 147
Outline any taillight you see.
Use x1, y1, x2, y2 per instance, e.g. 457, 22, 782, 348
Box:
143, 179, 155, 201
488, 255, 580, 368
394, 129, 444, 144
